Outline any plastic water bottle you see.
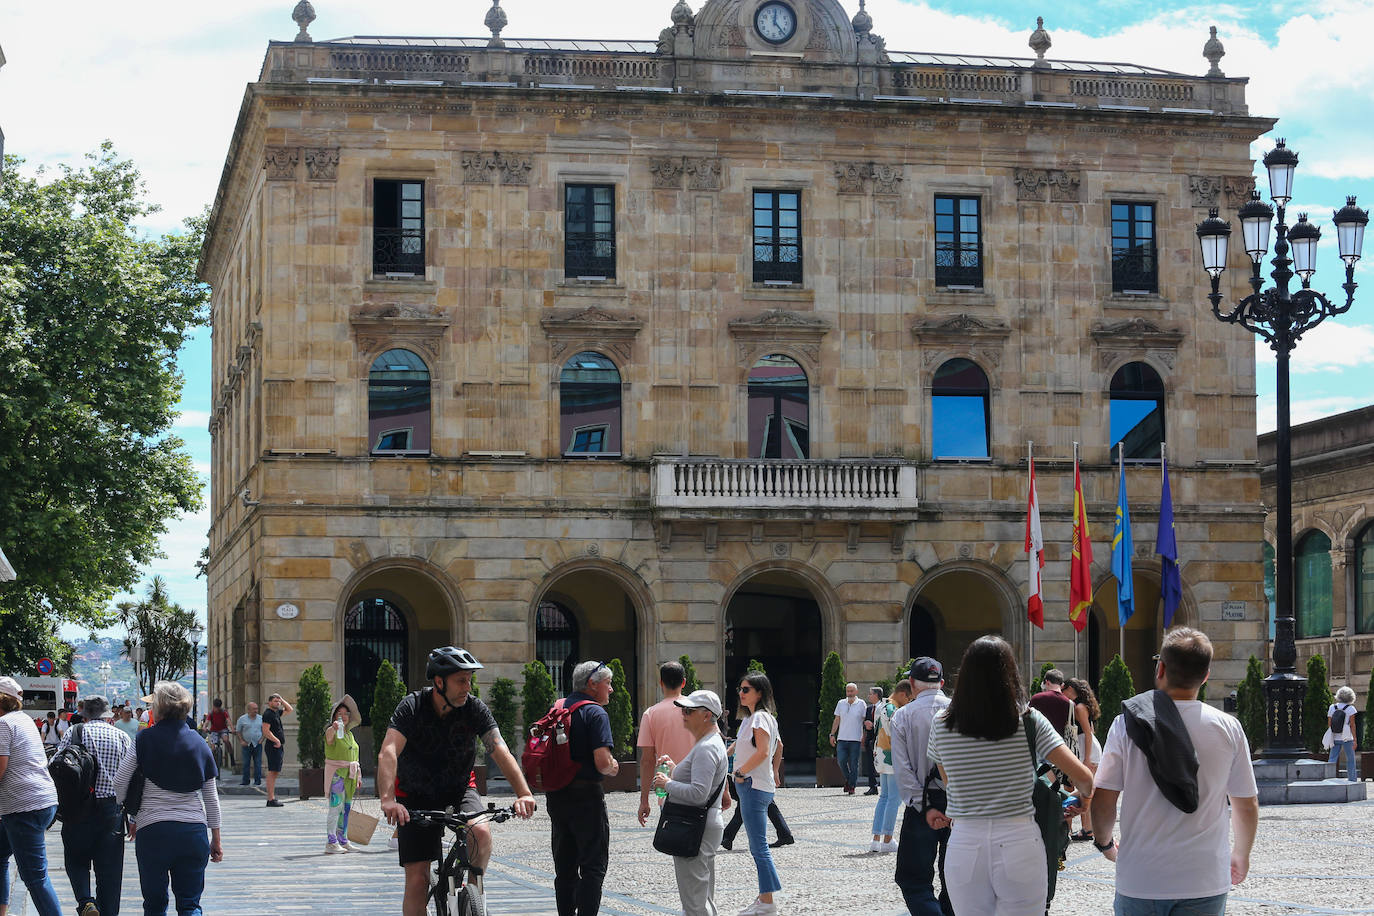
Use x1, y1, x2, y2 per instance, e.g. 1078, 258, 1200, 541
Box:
655, 762, 671, 802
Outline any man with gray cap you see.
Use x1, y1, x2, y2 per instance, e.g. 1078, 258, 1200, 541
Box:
888, 658, 954, 916
55, 694, 131, 916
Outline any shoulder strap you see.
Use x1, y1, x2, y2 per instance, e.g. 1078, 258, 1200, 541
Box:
72, 723, 84, 746
1022, 711, 1038, 771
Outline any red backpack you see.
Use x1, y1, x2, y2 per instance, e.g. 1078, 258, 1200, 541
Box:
522, 698, 595, 793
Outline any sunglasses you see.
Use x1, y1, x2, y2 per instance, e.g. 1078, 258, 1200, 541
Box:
738, 686, 752, 693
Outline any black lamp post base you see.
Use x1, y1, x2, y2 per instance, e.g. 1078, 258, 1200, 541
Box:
1259, 672, 1310, 759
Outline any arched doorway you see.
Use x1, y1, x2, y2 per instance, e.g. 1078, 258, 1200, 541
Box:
907, 566, 1012, 681
724, 570, 824, 761
345, 598, 408, 727
1091, 573, 1163, 690
535, 600, 580, 695
534, 565, 643, 713
909, 601, 939, 661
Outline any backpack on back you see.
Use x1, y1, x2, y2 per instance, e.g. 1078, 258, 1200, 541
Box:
1330, 704, 1351, 736
522, 699, 595, 793
49, 723, 100, 822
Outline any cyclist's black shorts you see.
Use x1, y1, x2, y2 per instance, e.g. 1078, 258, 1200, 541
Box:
397, 787, 484, 867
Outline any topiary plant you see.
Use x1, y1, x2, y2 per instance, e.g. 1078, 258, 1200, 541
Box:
1364, 661, 1374, 751
1097, 654, 1135, 739
606, 658, 635, 760
1304, 654, 1334, 757
489, 676, 519, 748
817, 651, 845, 758
369, 659, 408, 767
521, 661, 556, 738
679, 654, 702, 694
748, 658, 766, 674
896, 659, 916, 686
1029, 661, 1057, 698
296, 664, 332, 769
1236, 655, 1266, 753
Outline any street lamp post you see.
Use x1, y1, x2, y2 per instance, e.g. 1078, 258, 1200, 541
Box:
190, 623, 205, 723
1196, 139, 1368, 758
98, 662, 111, 700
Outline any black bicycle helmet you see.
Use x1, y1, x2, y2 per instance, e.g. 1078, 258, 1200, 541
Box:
426, 646, 484, 679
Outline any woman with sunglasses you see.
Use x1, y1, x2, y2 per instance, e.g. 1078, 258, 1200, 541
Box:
729, 673, 783, 915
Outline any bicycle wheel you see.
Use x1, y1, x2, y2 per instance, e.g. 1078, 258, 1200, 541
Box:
428, 872, 455, 916
454, 885, 482, 916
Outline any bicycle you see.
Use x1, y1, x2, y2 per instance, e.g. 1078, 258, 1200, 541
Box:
407, 804, 515, 916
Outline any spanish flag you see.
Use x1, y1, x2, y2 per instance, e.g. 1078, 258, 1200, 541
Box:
1069, 455, 1094, 633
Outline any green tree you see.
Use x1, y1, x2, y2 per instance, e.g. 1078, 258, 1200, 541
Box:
1029, 661, 1057, 698
1304, 654, 1334, 757
521, 661, 556, 735
489, 677, 519, 748
1365, 662, 1374, 751
678, 654, 702, 694
895, 659, 916, 686
1098, 655, 1135, 738
606, 658, 634, 759
368, 658, 407, 763
817, 651, 845, 758
1197, 680, 1207, 703
1235, 655, 1266, 753
297, 664, 332, 768
117, 576, 200, 696
748, 658, 766, 674
0, 146, 208, 670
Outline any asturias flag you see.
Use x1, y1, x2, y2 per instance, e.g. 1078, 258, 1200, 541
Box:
1069, 457, 1094, 633
1157, 456, 1182, 628
1111, 460, 1135, 627
1025, 458, 1045, 629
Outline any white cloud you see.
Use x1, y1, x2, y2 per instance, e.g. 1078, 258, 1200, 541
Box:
1256, 393, 1369, 433
174, 410, 211, 429
1277, 323, 1374, 373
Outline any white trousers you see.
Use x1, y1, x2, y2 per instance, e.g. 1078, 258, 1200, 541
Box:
672, 817, 725, 916
944, 815, 1047, 916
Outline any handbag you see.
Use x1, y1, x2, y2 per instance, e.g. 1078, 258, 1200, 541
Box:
652, 773, 728, 858
346, 803, 381, 845
1023, 713, 1071, 890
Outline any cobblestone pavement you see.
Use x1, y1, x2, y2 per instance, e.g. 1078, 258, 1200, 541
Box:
5, 783, 1372, 914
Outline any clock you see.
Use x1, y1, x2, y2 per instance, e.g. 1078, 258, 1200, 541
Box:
754, 1, 797, 45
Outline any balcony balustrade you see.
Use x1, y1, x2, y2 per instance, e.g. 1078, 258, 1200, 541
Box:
652, 458, 918, 512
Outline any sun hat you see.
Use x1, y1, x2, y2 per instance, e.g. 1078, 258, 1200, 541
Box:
674, 689, 723, 719
331, 694, 362, 730
0, 677, 22, 699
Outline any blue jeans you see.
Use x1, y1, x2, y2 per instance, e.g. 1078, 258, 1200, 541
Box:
0, 803, 63, 916
63, 797, 125, 915
894, 805, 953, 916
240, 742, 263, 784
135, 820, 211, 916
737, 778, 783, 896
1115, 892, 1228, 915
872, 773, 900, 837
837, 740, 861, 788
1329, 740, 1358, 781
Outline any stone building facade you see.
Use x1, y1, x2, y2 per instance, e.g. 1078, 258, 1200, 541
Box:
1261, 405, 1374, 690
203, 0, 1272, 757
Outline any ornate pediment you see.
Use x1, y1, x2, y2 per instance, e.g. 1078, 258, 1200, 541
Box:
350, 306, 451, 364
540, 306, 643, 361
1090, 318, 1184, 347
728, 309, 831, 367
911, 313, 1011, 342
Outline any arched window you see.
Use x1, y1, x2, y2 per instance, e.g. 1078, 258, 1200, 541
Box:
1295, 531, 1333, 639
1357, 524, 1374, 634
536, 601, 580, 695
344, 597, 409, 725
1109, 362, 1165, 461
932, 358, 990, 460
559, 352, 622, 455
369, 349, 431, 455
748, 354, 809, 459
1263, 541, 1277, 640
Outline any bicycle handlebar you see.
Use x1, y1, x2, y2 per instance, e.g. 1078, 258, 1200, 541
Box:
406, 804, 516, 829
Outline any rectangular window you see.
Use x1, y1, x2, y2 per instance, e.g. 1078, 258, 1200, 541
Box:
374, 179, 425, 276
1111, 201, 1157, 293
565, 184, 616, 279
934, 195, 983, 288
753, 190, 802, 284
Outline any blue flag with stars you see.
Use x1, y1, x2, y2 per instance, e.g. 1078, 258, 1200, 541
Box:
1157, 456, 1182, 628
1112, 460, 1135, 627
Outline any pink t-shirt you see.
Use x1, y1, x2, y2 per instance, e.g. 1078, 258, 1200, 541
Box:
636, 697, 697, 768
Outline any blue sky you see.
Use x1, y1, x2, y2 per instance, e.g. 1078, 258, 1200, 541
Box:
3, 0, 1371, 632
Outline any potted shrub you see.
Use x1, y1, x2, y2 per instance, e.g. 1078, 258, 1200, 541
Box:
296, 664, 331, 799
603, 658, 639, 792
815, 652, 846, 788
1235, 655, 1265, 759
679, 654, 702, 694
1359, 662, 1374, 780
1304, 655, 1334, 760
367, 659, 408, 779
1097, 655, 1135, 739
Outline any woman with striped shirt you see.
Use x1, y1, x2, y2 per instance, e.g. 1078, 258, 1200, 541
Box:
927, 636, 1094, 916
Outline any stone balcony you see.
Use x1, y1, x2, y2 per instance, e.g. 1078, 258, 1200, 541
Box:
650, 458, 919, 518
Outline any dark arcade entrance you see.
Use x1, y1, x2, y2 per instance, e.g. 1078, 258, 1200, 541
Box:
724, 572, 824, 762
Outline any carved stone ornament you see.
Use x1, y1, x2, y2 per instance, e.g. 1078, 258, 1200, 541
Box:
1028, 17, 1052, 69
540, 306, 644, 363
1224, 175, 1257, 209
350, 306, 451, 364
685, 157, 721, 190
461, 151, 496, 184
485, 0, 508, 49
264, 147, 299, 180
1014, 168, 1049, 201
807, 26, 836, 50
1047, 169, 1080, 202
728, 310, 830, 368
911, 313, 1012, 343
1089, 317, 1184, 348
1203, 25, 1226, 78
1189, 175, 1223, 208
835, 162, 869, 194
498, 153, 533, 186
461, 151, 532, 186
870, 163, 904, 196
304, 147, 339, 181
657, 27, 676, 56
718, 24, 746, 48
650, 156, 685, 189
671, 0, 695, 29
292, 0, 316, 42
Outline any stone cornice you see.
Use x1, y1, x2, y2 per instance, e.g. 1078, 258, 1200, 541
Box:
911, 314, 1012, 343
540, 306, 643, 362
1089, 317, 1185, 349
350, 306, 452, 364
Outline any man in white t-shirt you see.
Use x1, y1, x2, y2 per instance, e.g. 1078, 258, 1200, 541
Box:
1091, 627, 1259, 916
830, 683, 867, 794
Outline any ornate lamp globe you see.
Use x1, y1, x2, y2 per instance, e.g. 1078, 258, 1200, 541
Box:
1333, 196, 1369, 267
1287, 214, 1321, 283
1263, 139, 1299, 206
1237, 191, 1275, 264
1195, 209, 1232, 279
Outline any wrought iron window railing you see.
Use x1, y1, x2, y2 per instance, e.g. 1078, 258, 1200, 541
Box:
564, 232, 616, 278
1112, 248, 1158, 293
935, 246, 983, 287
373, 227, 424, 276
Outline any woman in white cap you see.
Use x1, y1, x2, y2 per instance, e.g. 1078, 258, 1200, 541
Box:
0, 676, 65, 916
323, 695, 363, 853
651, 689, 730, 916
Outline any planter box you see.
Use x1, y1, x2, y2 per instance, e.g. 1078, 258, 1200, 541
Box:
298, 767, 325, 800
603, 760, 638, 793
815, 756, 846, 788
1358, 751, 1374, 780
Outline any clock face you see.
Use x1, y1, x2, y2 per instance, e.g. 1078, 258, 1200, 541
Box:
755, 1, 797, 44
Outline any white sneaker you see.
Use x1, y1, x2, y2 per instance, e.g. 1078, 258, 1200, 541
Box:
737, 900, 778, 916
879, 840, 898, 853
869, 840, 881, 852
325, 843, 342, 854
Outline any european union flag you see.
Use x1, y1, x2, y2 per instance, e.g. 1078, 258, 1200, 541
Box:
1157, 456, 1182, 628
1112, 459, 1135, 627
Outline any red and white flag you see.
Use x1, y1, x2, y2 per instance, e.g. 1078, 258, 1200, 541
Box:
1025, 457, 1045, 629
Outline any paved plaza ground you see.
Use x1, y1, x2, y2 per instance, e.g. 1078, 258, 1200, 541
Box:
6, 783, 1371, 915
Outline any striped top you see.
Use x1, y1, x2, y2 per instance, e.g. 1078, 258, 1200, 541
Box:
0, 710, 58, 816
113, 741, 222, 830
927, 707, 1063, 819
58, 720, 132, 799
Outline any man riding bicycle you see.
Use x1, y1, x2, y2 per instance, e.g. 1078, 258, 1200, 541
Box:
378, 646, 537, 916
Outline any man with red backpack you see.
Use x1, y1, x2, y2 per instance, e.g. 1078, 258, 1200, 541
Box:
378, 647, 536, 916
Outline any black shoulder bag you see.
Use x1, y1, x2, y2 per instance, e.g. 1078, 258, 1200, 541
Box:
653, 772, 729, 858
1024, 712, 1072, 900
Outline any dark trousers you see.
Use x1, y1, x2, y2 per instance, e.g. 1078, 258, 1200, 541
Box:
861, 739, 878, 789
63, 797, 125, 916
547, 783, 609, 916
239, 742, 262, 784
837, 740, 862, 789
134, 820, 210, 916
722, 778, 792, 846
894, 805, 953, 916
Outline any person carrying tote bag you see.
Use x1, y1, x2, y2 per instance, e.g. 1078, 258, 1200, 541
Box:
651, 690, 730, 916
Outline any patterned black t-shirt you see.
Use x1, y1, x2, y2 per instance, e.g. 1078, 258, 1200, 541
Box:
389, 688, 497, 804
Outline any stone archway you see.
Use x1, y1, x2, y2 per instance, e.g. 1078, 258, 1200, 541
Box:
904, 560, 1022, 680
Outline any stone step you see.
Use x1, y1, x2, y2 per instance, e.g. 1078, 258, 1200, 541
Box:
1252, 757, 1344, 783
1257, 777, 1367, 805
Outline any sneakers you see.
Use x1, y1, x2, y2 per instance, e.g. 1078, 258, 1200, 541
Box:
869, 840, 881, 852
266, 799, 285, 807
879, 840, 898, 853
79, 903, 99, 916
325, 843, 343, 854
737, 899, 778, 915
768, 835, 794, 848
338, 840, 351, 852
863, 788, 880, 796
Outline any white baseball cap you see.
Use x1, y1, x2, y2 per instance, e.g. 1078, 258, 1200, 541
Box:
0, 677, 23, 699
674, 689, 723, 719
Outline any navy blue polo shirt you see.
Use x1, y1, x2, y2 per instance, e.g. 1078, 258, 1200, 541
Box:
566, 691, 614, 782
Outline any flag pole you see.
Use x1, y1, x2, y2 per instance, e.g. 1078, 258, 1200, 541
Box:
1119, 444, 1126, 662
1028, 440, 1035, 681
1160, 440, 1167, 631
1073, 441, 1080, 678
